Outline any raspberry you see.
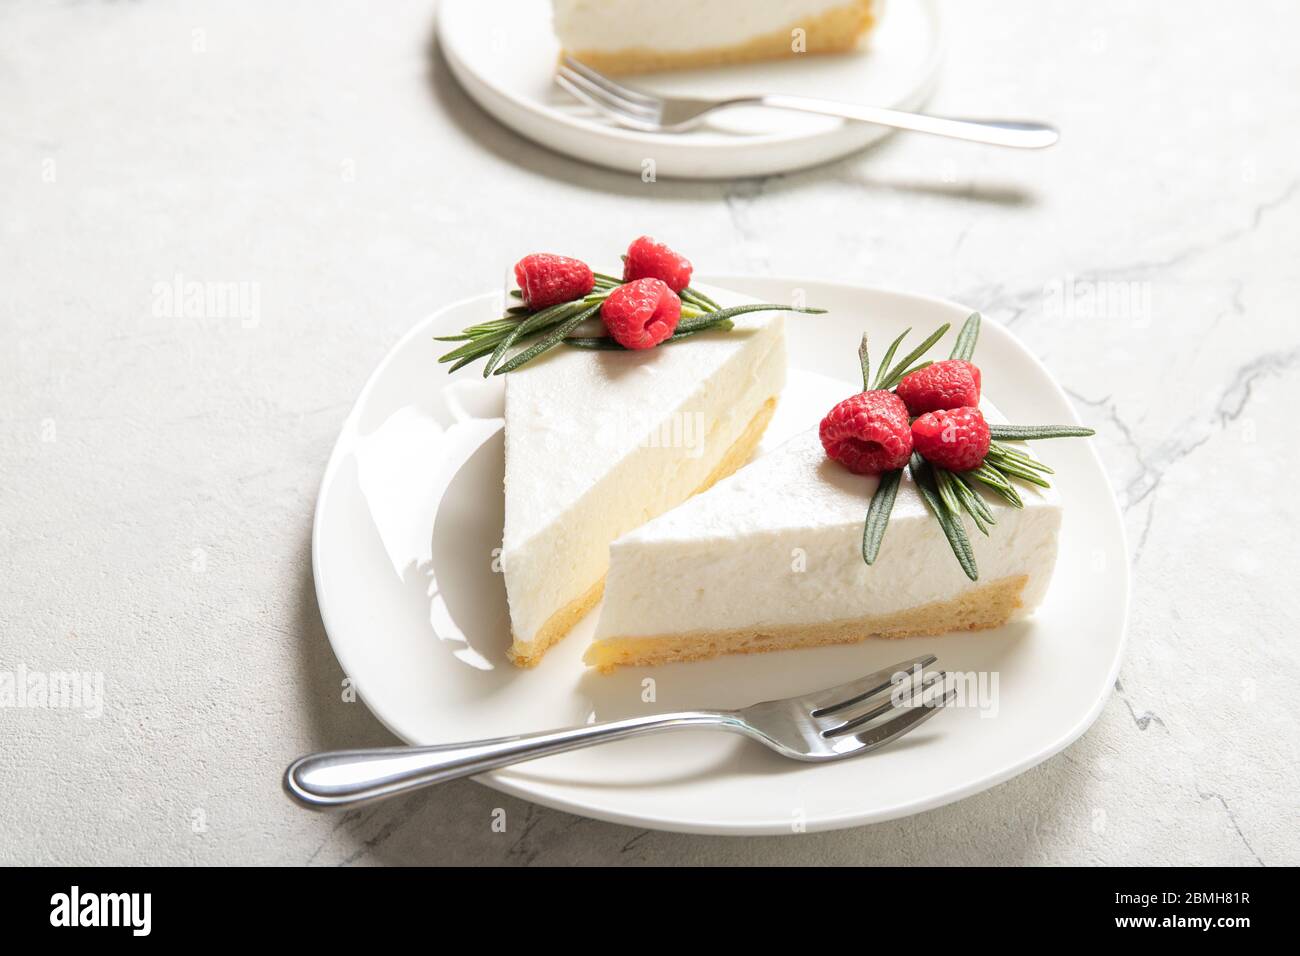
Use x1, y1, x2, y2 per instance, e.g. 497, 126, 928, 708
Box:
895, 360, 982, 416
601, 278, 681, 350
513, 253, 595, 310
622, 236, 693, 292
911, 406, 990, 472
819, 390, 913, 475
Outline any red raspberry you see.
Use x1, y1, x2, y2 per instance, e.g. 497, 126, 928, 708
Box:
895, 360, 982, 416
911, 406, 990, 472
601, 278, 681, 350
513, 253, 595, 310
819, 390, 913, 475
622, 236, 693, 293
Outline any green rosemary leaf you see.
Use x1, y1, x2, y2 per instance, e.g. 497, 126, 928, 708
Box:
968, 463, 1024, 507
987, 424, 1096, 441
934, 466, 963, 516
911, 456, 978, 581
862, 468, 902, 565
672, 314, 736, 335
988, 440, 1055, 474
509, 289, 522, 299
493, 301, 604, 375
858, 334, 871, 392
682, 286, 721, 311
438, 333, 507, 364
507, 305, 531, 315
470, 317, 526, 333
666, 320, 734, 341
690, 303, 827, 325
984, 456, 1053, 488
878, 323, 951, 390
950, 312, 981, 361
946, 472, 990, 535
592, 271, 622, 286
433, 333, 474, 342
872, 328, 910, 389
955, 473, 997, 525
448, 351, 489, 373
958, 493, 990, 535
677, 291, 704, 312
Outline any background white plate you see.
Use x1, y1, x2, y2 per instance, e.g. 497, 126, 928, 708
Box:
312, 276, 1129, 835
436, 0, 944, 179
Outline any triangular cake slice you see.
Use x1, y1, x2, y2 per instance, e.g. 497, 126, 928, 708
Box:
585, 424, 1062, 671
502, 284, 787, 666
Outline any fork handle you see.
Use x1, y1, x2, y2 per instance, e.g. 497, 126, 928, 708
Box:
284, 710, 739, 810
750, 94, 1059, 149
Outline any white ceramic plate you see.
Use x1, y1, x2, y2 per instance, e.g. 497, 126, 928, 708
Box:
311, 276, 1129, 835
436, 0, 944, 179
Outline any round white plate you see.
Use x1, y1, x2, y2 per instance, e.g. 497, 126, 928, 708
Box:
436, 0, 944, 179
312, 276, 1129, 835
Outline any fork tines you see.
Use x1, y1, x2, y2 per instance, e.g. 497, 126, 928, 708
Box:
555, 56, 663, 131
809, 654, 955, 747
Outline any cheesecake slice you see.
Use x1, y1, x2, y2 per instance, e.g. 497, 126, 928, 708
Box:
552, 0, 878, 75
586, 424, 1062, 671
501, 284, 787, 666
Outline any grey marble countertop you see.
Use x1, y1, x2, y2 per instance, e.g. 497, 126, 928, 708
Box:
2, 0, 1296, 865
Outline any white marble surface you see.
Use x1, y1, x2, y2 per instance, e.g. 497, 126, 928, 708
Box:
2, 0, 1297, 865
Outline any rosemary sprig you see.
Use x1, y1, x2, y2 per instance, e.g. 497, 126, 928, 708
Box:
850, 322, 956, 564
844, 308, 1095, 578
872, 328, 908, 389
955, 472, 997, 530
982, 449, 1052, 488
965, 462, 1024, 508
493, 301, 605, 375
988, 439, 1054, 473
673, 311, 741, 334
681, 286, 722, 312
439, 281, 823, 374
483, 297, 602, 377
950, 312, 981, 361
987, 423, 1096, 441
910, 454, 978, 581
933, 465, 964, 519
691, 302, 827, 323
876, 323, 951, 390
857, 333, 871, 390
862, 468, 902, 564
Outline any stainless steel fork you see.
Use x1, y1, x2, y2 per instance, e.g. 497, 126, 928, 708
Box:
557, 56, 1058, 149
284, 654, 953, 809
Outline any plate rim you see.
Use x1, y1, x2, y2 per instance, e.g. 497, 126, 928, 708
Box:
434, 0, 947, 178
311, 274, 1131, 835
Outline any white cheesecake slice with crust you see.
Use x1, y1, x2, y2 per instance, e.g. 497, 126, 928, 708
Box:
502, 284, 787, 667
586, 421, 1062, 671
552, 0, 879, 75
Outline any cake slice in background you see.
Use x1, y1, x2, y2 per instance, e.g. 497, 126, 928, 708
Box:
552, 0, 878, 75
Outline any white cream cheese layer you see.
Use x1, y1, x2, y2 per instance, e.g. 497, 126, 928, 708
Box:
552, 0, 851, 54
596, 419, 1062, 640
501, 284, 787, 645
